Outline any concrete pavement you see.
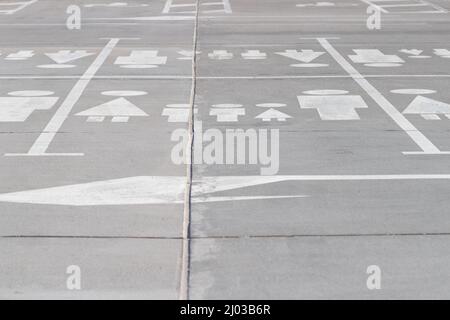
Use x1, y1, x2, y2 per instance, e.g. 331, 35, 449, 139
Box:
1, 0, 450, 299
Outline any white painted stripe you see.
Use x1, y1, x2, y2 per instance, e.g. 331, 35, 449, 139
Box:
317, 38, 444, 154
7, 39, 119, 157
3, 74, 450, 80
221, 0, 232, 13
0, 0, 38, 15
359, 0, 389, 13
162, 0, 173, 13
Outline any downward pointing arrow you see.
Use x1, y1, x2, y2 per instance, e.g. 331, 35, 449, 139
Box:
275, 49, 325, 63
45, 50, 96, 64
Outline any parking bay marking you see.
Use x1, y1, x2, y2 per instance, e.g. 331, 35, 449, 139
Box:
316, 37, 450, 155
5, 38, 120, 157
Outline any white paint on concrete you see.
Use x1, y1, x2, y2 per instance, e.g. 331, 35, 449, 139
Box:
45, 50, 96, 64
318, 38, 447, 154
298, 95, 368, 120
5, 38, 120, 157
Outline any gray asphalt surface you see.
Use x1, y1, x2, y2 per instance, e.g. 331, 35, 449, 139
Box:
1, 0, 450, 299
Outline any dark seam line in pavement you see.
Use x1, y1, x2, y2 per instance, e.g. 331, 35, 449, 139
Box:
3, 233, 450, 240
0, 236, 183, 239
179, 0, 200, 302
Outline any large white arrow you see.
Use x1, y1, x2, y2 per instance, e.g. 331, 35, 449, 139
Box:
275, 49, 325, 63
0, 176, 308, 206
3, 174, 450, 206
45, 50, 96, 64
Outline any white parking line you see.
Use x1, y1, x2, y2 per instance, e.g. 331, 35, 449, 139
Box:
317, 37, 450, 155
5, 38, 120, 157
361, 0, 448, 13
0, 0, 38, 15
2, 74, 450, 80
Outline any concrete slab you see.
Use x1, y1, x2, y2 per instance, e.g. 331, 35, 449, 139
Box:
190, 236, 450, 299
0, 238, 181, 299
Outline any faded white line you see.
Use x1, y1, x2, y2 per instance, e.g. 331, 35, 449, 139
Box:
5, 38, 120, 157
3, 74, 450, 80
317, 37, 449, 155
0, 0, 38, 15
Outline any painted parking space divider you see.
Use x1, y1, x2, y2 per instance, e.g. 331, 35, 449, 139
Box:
5, 38, 121, 157
316, 37, 450, 155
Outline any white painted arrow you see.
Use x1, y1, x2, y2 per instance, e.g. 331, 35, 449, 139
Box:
255, 109, 292, 122
45, 50, 96, 64
275, 49, 325, 63
76, 97, 148, 122
0, 176, 308, 206
403, 96, 450, 120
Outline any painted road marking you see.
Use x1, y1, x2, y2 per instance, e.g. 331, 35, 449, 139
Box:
0, 96, 58, 122
163, 0, 232, 14
403, 96, 450, 120
255, 109, 292, 122
298, 94, 368, 120
3, 174, 450, 206
3, 74, 450, 81
0, 0, 38, 15
296, 2, 359, 7
76, 97, 148, 122
5, 38, 120, 157
210, 104, 245, 122
44, 50, 96, 64
275, 49, 327, 67
208, 50, 233, 60
241, 50, 267, 60
5, 50, 34, 60
360, 0, 448, 13
115, 50, 167, 68
434, 49, 450, 58
348, 49, 404, 67
162, 104, 198, 123
317, 37, 450, 155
